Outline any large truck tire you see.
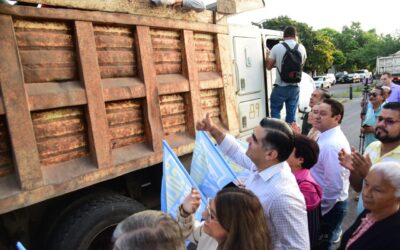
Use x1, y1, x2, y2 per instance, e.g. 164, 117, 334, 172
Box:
47, 193, 145, 250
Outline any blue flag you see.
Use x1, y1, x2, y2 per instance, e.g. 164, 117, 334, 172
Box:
222, 139, 250, 179
161, 140, 206, 221
190, 131, 240, 198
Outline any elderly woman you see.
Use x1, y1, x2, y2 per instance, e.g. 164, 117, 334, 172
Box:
338, 161, 400, 250
112, 210, 185, 250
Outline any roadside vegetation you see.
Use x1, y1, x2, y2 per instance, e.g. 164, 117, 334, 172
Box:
262, 16, 400, 74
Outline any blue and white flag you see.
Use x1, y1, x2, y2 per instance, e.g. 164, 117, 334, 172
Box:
161, 140, 206, 221
190, 131, 240, 198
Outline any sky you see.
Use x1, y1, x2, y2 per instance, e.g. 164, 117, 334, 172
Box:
204, 0, 400, 35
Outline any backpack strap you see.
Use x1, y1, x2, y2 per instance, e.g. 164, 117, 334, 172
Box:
282, 42, 291, 51
282, 42, 299, 52
277, 42, 302, 81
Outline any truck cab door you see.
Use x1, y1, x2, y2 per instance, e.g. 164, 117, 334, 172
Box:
229, 25, 266, 140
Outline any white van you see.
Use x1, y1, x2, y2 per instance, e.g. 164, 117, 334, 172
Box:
326, 73, 336, 85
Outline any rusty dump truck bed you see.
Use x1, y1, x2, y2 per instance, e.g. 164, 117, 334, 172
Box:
0, 4, 238, 214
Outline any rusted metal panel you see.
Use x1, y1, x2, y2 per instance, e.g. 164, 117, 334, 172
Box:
102, 78, 146, 101
106, 100, 146, 149
75, 21, 112, 169
215, 34, 239, 134
136, 26, 163, 152
15, 31, 73, 48
14, 19, 78, 83
26, 81, 88, 111
37, 134, 87, 158
31, 107, 89, 166
201, 94, 220, 108
217, 0, 265, 14
0, 116, 13, 177
17, 0, 214, 24
200, 89, 222, 120
151, 29, 182, 75
194, 33, 217, 72
0, 5, 227, 34
157, 74, 189, 95
94, 25, 137, 79
199, 72, 223, 89
160, 94, 188, 136
0, 5, 238, 214
0, 14, 43, 190
182, 30, 201, 136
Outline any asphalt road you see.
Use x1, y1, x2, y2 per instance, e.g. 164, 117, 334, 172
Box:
336, 96, 362, 248
329, 82, 362, 97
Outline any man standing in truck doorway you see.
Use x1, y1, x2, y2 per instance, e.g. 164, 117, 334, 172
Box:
266, 26, 307, 123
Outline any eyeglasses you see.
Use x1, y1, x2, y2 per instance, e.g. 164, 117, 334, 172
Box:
206, 198, 218, 221
368, 93, 379, 97
377, 117, 400, 126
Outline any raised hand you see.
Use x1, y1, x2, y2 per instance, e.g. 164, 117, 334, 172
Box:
351, 152, 372, 178
182, 188, 201, 215
339, 148, 353, 171
196, 113, 214, 132
290, 122, 301, 134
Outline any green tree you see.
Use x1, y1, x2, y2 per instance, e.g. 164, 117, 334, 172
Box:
262, 17, 400, 73
262, 16, 334, 74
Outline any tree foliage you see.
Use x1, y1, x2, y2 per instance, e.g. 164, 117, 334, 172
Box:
261, 17, 400, 74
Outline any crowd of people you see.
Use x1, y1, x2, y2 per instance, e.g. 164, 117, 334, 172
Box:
110, 26, 400, 250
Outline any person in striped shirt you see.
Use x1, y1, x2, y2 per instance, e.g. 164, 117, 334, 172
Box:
339, 102, 400, 213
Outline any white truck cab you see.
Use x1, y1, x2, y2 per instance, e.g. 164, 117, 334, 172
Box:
228, 23, 314, 140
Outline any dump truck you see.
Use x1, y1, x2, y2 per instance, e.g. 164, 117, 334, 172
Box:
0, 1, 284, 249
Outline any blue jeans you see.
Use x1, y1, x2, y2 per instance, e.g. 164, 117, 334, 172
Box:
270, 85, 299, 123
320, 200, 348, 250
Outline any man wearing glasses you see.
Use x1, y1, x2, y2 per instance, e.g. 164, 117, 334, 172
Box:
340, 102, 400, 214
361, 87, 386, 151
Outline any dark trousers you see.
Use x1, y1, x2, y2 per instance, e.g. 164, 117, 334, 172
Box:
319, 200, 348, 250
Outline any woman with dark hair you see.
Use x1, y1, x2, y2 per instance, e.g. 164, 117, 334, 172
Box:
177, 187, 272, 250
287, 133, 322, 248
112, 210, 185, 250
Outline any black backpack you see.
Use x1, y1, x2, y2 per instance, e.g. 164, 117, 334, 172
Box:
278, 42, 303, 83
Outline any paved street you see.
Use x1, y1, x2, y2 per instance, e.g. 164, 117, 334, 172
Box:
330, 82, 362, 96
336, 96, 362, 248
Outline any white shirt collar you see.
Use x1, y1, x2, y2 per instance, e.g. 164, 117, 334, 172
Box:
258, 161, 289, 182
319, 125, 341, 140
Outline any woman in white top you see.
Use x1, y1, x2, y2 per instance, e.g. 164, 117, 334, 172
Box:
177, 187, 272, 250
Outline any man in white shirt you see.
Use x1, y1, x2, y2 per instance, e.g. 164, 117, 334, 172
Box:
197, 114, 309, 250
310, 98, 350, 250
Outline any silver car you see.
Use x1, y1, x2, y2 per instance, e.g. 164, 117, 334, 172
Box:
313, 76, 331, 89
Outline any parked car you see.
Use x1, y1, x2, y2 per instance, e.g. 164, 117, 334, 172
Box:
356, 69, 372, 80
335, 71, 348, 83
326, 73, 336, 85
313, 76, 331, 89
343, 73, 361, 83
